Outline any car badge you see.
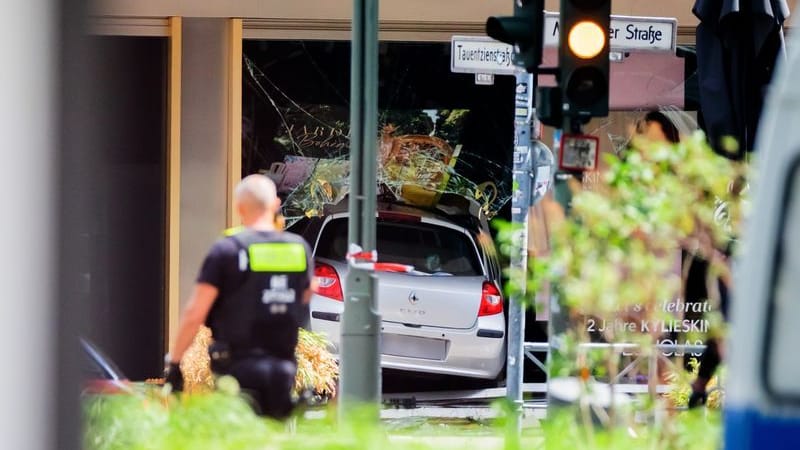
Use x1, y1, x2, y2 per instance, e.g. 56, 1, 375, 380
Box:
408, 291, 420, 304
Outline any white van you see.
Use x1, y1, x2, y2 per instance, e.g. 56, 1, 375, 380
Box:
724, 12, 800, 449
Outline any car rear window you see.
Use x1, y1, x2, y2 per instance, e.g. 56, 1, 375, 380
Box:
316, 218, 483, 276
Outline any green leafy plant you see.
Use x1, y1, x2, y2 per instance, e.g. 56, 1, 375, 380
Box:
527, 131, 745, 361
83, 389, 276, 450
541, 408, 723, 450
495, 131, 745, 445
665, 359, 725, 409
83, 389, 534, 450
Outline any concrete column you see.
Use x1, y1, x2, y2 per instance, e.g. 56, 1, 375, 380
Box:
179, 18, 231, 306
1, 0, 55, 448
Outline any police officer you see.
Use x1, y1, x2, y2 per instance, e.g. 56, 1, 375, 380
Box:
164, 174, 313, 419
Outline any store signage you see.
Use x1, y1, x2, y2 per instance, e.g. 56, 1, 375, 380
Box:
451, 14, 676, 75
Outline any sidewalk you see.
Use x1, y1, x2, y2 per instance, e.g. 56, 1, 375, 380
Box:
389, 435, 543, 449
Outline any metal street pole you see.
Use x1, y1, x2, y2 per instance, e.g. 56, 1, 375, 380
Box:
546, 122, 578, 409
506, 71, 536, 438
340, 0, 381, 420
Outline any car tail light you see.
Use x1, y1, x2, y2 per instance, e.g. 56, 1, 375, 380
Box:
313, 262, 343, 301
478, 281, 503, 316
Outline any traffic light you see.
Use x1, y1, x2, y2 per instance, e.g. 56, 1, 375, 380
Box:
486, 0, 545, 73
559, 0, 611, 119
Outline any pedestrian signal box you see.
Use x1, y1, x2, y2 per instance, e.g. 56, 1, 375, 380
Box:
485, 0, 545, 73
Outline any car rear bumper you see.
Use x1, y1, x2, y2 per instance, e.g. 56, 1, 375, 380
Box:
310, 296, 506, 380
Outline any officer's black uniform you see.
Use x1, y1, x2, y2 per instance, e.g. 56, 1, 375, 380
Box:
200, 227, 312, 419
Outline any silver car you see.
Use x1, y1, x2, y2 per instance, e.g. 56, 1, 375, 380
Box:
290, 200, 506, 380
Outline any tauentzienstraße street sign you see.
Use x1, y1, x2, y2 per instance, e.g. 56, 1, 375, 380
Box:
451, 36, 517, 75
451, 13, 677, 75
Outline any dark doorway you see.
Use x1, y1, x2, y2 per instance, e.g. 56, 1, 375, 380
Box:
86, 36, 168, 380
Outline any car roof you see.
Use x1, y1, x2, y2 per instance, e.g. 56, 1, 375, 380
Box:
317, 194, 490, 233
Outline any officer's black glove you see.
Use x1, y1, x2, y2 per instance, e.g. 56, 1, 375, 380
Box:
687, 389, 707, 409
164, 362, 184, 392
688, 377, 708, 409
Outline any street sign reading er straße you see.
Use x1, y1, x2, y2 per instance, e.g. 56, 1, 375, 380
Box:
451, 13, 677, 75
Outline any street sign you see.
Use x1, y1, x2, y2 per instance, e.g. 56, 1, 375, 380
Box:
451, 14, 676, 75
543, 13, 677, 52
451, 35, 517, 75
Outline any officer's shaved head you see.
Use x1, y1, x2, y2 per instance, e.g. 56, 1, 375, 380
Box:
235, 174, 279, 218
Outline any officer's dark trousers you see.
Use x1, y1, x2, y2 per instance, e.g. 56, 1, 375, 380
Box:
221, 356, 296, 420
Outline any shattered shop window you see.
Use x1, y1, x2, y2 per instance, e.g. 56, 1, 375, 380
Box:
242, 40, 515, 224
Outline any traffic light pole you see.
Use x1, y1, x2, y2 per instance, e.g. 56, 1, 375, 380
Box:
506, 71, 538, 440
486, 0, 610, 427
547, 146, 573, 360
340, 0, 380, 421
547, 0, 610, 375
546, 120, 583, 410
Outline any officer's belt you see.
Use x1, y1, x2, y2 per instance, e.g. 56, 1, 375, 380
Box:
229, 347, 280, 359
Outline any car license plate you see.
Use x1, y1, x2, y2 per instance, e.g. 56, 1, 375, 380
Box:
380, 334, 447, 360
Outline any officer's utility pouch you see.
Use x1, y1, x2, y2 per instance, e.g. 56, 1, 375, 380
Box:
208, 341, 232, 372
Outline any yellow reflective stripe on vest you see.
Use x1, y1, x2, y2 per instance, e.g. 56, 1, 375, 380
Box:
248, 242, 307, 272
223, 226, 245, 237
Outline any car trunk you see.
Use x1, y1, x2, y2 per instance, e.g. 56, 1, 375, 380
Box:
377, 273, 485, 329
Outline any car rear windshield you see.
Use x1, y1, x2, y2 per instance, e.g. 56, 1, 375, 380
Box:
316, 218, 483, 276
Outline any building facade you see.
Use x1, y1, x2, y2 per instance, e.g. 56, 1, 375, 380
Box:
88, 0, 712, 377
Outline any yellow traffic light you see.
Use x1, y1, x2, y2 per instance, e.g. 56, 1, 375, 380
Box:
567, 20, 606, 59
